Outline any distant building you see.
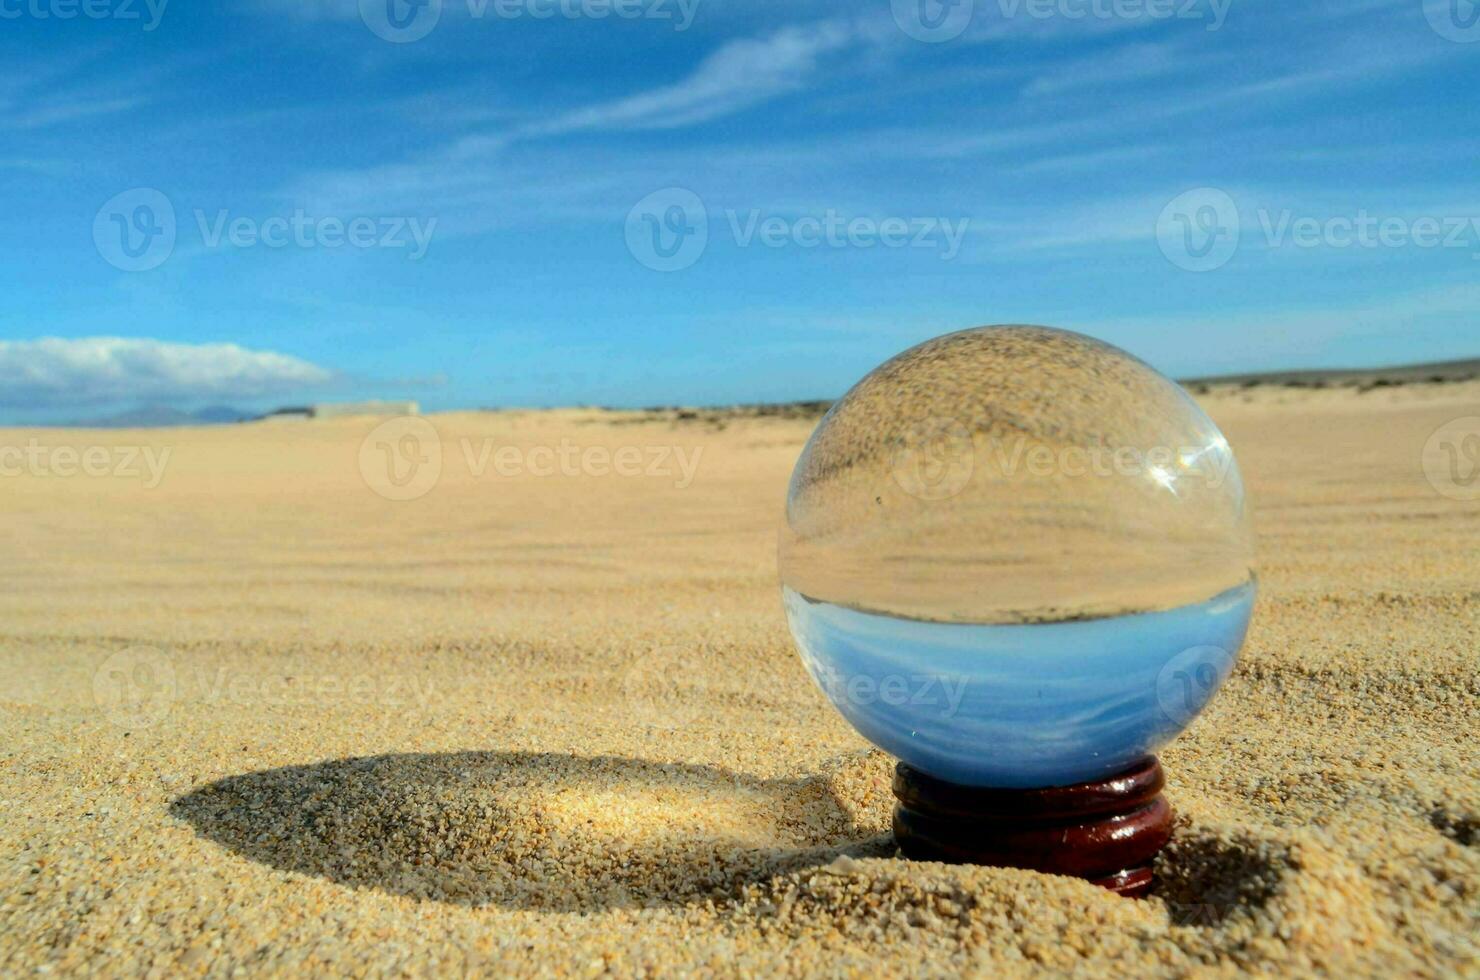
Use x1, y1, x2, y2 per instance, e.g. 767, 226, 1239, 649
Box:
308, 401, 419, 419
261, 406, 313, 421
259, 402, 419, 421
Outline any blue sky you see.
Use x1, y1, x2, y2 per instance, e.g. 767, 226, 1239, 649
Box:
2, 0, 1478, 421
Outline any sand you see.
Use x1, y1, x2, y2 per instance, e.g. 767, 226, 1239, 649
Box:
1, 381, 1476, 977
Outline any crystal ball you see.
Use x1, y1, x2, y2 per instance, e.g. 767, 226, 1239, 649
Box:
780, 326, 1256, 789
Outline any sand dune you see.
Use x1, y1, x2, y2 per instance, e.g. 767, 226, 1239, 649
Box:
1, 382, 1477, 975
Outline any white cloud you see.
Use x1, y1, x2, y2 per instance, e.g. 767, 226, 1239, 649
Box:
527, 22, 857, 135
0, 338, 334, 408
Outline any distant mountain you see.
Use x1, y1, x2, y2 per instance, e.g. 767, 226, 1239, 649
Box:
60, 404, 253, 428
1181, 357, 1480, 390
191, 405, 254, 424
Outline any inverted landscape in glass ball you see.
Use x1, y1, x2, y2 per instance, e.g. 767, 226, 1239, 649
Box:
781, 326, 1256, 789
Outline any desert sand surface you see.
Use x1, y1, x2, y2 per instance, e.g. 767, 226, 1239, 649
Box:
1, 381, 1477, 977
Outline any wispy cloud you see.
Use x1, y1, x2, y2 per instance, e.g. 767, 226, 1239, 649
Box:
526, 22, 858, 135
0, 158, 72, 177
0, 338, 334, 408
1005, 192, 1193, 252
0, 52, 162, 131
4, 95, 149, 131
1022, 40, 1219, 98
282, 20, 873, 218
1016, 143, 1175, 173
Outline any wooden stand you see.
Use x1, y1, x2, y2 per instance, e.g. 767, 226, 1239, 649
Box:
892, 756, 1173, 897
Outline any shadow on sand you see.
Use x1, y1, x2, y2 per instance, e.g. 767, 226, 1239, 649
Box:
169, 750, 889, 912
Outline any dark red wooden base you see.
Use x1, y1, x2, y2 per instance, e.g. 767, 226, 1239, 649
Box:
892, 756, 1173, 898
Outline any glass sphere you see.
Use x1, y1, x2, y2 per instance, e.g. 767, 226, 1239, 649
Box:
780, 326, 1255, 789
